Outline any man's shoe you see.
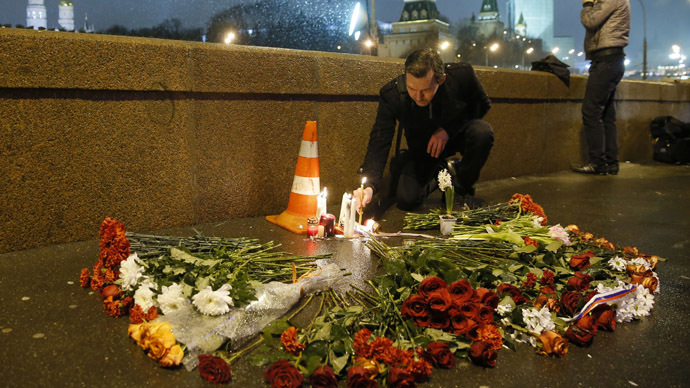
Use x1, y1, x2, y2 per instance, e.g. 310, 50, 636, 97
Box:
607, 161, 619, 175
572, 163, 607, 175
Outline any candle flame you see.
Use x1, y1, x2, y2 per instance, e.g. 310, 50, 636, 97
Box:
361, 177, 367, 185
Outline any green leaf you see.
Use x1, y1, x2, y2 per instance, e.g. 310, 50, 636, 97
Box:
515, 244, 537, 253
314, 322, 332, 341
545, 240, 563, 252
330, 352, 350, 375
411, 273, 425, 282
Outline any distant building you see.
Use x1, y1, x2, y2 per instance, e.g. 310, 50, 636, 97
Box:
26, 0, 47, 29
58, 1, 75, 31
82, 12, 95, 33
476, 0, 504, 39
378, 0, 457, 63
506, 0, 554, 50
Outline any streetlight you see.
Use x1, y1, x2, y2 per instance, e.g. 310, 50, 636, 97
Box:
552, 47, 560, 55
224, 32, 235, 44
439, 41, 450, 51
485, 43, 499, 67
523, 47, 534, 69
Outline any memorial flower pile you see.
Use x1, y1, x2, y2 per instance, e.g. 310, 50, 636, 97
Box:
78, 192, 663, 386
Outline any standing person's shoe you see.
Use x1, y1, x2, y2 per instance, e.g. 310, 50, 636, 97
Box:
607, 161, 620, 175
446, 158, 475, 196
572, 163, 607, 175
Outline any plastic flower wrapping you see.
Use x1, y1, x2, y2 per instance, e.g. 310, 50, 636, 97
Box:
80, 192, 665, 384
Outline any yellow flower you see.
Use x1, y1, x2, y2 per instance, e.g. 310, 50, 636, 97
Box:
158, 344, 184, 367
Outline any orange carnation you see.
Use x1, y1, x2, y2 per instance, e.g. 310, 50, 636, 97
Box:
477, 324, 503, 350
79, 268, 91, 288
353, 328, 373, 358
129, 304, 145, 324
280, 326, 306, 356
510, 193, 547, 225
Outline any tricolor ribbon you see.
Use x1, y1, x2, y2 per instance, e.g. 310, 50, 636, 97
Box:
564, 284, 637, 322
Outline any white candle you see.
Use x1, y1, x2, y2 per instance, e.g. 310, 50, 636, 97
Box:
345, 196, 357, 238
316, 188, 327, 218
339, 192, 350, 226
359, 177, 366, 226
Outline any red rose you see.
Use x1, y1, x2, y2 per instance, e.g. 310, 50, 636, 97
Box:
418, 277, 447, 298
566, 272, 594, 292
387, 367, 415, 388
424, 342, 455, 369
592, 304, 617, 332
401, 294, 430, 320
561, 291, 582, 316
428, 288, 452, 312
347, 366, 377, 388
449, 311, 471, 335
477, 304, 494, 324
497, 283, 528, 304
564, 316, 597, 347
468, 341, 497, 367
429, 310, 450, 330
198, 354, 232, 384
310, 365, 337, 388
474, 288, 499, 309
264, 360, 303, 388
570, 250, 595, 270
459, 302, 480, 320
448, 280, 475, 303
466, 322, 482, 341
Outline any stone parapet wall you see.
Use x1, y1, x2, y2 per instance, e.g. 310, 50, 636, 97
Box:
1, 28, 689, 253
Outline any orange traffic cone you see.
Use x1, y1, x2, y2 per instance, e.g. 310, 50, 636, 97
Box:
266, 121, 320, 234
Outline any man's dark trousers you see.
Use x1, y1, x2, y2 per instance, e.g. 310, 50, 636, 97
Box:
396, 119, 494, 210
582, 55, 625, 168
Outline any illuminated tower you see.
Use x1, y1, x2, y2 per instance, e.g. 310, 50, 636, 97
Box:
476, 0, 504, 38
26, 0, 47, 30
58, 1, 75, 31
506, 0, 554, 50
515, 12, 526, 37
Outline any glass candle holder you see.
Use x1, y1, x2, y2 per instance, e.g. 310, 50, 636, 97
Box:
307, 217, 319, 241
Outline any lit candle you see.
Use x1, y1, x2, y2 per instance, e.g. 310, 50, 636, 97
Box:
359, 177, 366, 226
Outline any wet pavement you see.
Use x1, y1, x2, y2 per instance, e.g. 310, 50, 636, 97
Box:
1, 162, 689, 388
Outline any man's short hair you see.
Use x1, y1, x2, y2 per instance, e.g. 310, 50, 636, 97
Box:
404, 49, 445, 83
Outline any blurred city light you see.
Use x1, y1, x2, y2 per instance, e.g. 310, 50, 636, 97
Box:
224, 32, 235, 44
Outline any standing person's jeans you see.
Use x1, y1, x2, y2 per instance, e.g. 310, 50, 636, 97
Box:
582, 54, 625, 168
395, 119, 494, 210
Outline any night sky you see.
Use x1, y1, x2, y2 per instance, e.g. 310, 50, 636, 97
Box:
2, 0, 688, 68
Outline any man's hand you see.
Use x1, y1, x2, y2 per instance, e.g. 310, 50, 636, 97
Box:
353, 187, 374, 214
427, 128, 449, 158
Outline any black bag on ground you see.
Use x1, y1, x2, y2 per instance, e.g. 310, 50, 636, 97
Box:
650, 116, 690, 165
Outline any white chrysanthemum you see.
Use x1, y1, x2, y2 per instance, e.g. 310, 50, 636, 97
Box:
157, 283, 190, 315
497, 303, 514, 316
134, 279, 158, 311
522, 306, 555, 334
119, 253, 145, 291
438, 169, 452, 192
617, 285, 655, 323
608, 256, 627, 272
531, 216, 544, 228
548, 224, 572, 246
192, 284, 234, 316
652, 273, 661, 295
629, 257, 652, 271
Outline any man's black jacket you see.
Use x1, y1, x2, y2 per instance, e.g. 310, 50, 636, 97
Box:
360, 62, 491, 194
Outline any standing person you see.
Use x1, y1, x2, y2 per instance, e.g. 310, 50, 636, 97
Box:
353, 48, 494, 212
573, 0, 630, 175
